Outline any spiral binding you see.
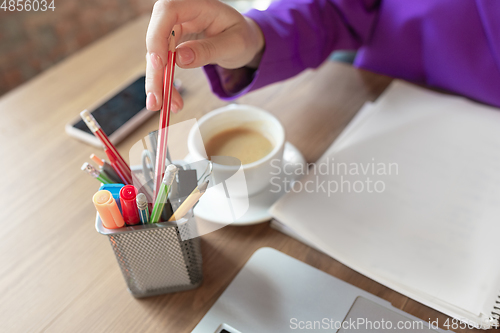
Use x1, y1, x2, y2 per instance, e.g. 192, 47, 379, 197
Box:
490, 295, 500, 328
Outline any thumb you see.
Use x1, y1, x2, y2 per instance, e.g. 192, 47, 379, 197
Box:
175, 30, 250, 69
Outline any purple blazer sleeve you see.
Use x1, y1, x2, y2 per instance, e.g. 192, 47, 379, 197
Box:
204, 0, 381, 100
204, 0, 500, 107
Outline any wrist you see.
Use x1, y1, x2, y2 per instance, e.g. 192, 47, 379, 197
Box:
244, 17, 265, 69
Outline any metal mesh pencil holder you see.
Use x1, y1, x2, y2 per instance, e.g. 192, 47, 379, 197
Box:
95, 211, 203, 298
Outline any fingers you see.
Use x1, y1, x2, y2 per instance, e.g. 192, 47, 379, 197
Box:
146, 65, 184, 113
176, 27, 250, 69
171, 87, 183, 113
146, 52, 163, 111
146, 0, 203, 62
146, 0, 205, 111
145, 0, 260, 110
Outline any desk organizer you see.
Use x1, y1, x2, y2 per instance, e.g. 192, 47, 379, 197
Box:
96, 211, 203, 298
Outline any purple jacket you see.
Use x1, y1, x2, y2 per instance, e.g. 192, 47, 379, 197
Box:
204, 0, 500, 107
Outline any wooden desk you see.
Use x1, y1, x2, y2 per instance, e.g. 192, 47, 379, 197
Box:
0, 15, 479, 333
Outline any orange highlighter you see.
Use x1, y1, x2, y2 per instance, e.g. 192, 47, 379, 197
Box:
93, 190, 125, 229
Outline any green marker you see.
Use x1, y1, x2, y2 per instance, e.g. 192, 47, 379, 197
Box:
150, 164, 178, 223
81, 162, 113, 184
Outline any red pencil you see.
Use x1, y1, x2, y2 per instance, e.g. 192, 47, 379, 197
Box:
154, 31, 176, 202
104, 147, 130, 184
80, 110, 132, 185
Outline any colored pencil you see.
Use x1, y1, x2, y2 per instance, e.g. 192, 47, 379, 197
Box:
90, 153, 122, 183
81, 162, 113, 184
151, 164, 178, 223
168, 179, 209, 222
154, 31, 176, 202
103, 147, 130, 185
80, 110, 132, 185
136, 193, 150, 224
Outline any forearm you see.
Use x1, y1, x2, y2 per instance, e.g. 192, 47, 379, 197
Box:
204, 0, 381, 100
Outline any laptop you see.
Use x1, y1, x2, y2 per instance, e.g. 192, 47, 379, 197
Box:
192, 247, 451, 332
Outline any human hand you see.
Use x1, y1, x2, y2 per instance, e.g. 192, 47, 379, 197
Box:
145, 0, 265, 112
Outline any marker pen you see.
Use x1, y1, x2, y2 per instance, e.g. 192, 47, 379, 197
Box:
99, 183, 124, 210
93, 190, 125, 229
120, 185, 140, 226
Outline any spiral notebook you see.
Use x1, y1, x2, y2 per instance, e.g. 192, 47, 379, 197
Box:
270, 81, 500, 329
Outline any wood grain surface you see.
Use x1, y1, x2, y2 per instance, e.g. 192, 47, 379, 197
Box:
0, 15, 482, 333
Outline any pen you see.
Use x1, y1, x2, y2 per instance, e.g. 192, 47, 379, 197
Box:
168, 179, 209, 222
151, 164, 178, 223
90, 153, 122, 183
81, 162, 113, 184
136, 193, 150, 224
120, 185, 141, 226
93, 190, 125, 229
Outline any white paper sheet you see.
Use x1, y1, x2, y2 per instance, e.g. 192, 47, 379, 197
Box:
270, 81, 500, 328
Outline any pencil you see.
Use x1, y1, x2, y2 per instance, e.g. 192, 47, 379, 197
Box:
81, 162, 113, 184
80, 110, 133, 185
80, 111, 154, 204
136, 193, 150, 224
151, 164, 178, 223
154, 31, 176, 202
90, 153, 122, 183
168, 179, 209, 222
103, 147, 130, 184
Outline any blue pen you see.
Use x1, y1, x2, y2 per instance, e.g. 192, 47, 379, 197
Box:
136, 193, 150, 224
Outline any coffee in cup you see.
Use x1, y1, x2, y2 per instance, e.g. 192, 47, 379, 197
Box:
188, 104, 285, 197
204, 127, 274, 165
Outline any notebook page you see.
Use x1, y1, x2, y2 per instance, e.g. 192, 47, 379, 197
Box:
271, 82, 500, 323
330, 81, 466, 153
333, 102, 376, 147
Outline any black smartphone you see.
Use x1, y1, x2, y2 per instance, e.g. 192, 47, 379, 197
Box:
66, 75, 153, 147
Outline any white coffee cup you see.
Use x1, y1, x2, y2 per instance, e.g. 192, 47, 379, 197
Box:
188, 104, 285, 197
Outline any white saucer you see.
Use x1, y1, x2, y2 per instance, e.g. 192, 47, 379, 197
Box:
187, 142, 306, 226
